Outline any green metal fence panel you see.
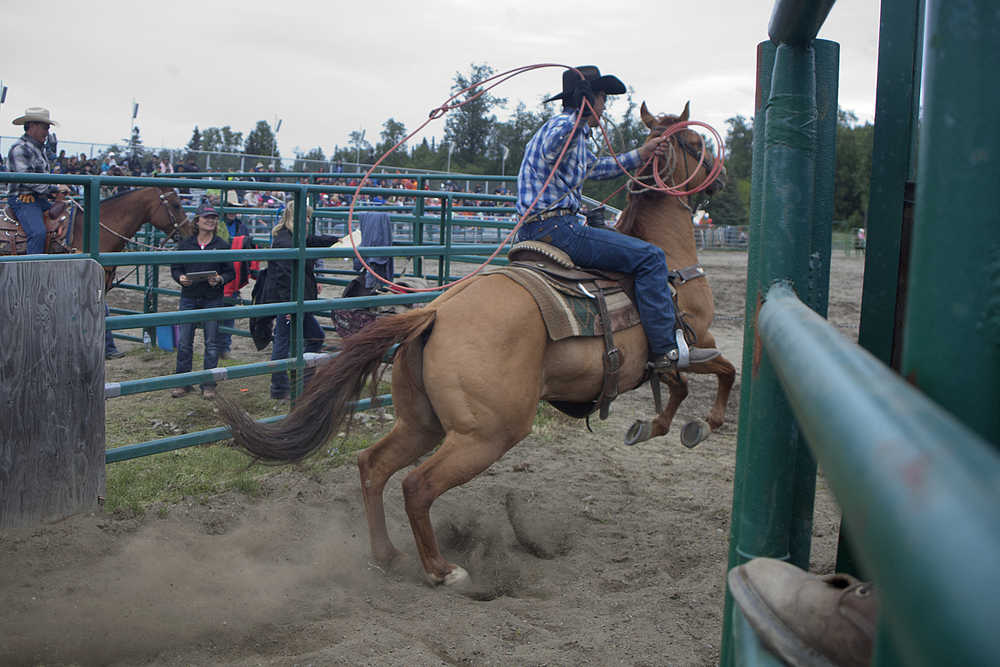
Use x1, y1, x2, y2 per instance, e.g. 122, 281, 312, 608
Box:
758, 282, 1000, 667
0, 170, 508, 464
720, 39, 776, 667
734, 41, 819, 565
858, 0, 924, 367
903, 0, 1000, 446
787, 36, 839, 575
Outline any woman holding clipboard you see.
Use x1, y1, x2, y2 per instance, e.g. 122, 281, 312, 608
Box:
169, 202, 235, 399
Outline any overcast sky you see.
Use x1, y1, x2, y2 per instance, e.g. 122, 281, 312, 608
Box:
3, 0, 879, 160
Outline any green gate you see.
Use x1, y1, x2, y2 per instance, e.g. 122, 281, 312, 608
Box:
722, 0, 1000, 665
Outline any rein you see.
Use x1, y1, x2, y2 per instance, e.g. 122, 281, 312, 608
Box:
68, 188, 187, 288
71, 188, 187, 251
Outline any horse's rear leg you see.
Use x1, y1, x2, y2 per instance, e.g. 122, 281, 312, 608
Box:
359, 338, 443, 566
358, 421, 441, 565
401, 430, 524, 585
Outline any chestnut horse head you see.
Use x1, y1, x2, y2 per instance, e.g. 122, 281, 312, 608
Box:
69, 186, 192, 254
65, 186, 192, 290
638, 100, 726, 197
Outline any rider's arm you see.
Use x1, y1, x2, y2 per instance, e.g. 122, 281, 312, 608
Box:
587, 133, 670, 181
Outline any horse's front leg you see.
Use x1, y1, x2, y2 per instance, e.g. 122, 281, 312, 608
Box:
652, 370, 688, 437
624, 370, 688, 446
704, 355, 736, 430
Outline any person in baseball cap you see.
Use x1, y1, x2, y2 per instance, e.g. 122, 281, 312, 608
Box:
169, 198, 234, 399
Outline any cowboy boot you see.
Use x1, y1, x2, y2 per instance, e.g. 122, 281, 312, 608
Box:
728, 558, 879, 667
650, 346, 721, 373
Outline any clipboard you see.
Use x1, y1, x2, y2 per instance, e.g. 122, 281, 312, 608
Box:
184, 271, 218, 283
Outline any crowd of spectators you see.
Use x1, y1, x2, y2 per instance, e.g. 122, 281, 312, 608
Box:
1, 143, 518, 221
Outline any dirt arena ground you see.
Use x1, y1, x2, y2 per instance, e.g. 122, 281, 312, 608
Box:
0, 250, 865, 666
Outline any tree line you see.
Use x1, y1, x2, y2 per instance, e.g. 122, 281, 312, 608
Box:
175, 63, 874, 229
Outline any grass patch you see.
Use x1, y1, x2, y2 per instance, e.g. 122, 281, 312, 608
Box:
531, 401, 580, 444
103, 337, 392, 516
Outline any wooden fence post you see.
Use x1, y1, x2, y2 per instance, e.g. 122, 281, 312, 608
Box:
0, 259, 106, 529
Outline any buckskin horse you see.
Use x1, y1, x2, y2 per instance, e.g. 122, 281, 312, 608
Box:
220, 102, 736, 586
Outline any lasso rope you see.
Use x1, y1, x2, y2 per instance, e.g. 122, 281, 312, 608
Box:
344, 64, 725, 293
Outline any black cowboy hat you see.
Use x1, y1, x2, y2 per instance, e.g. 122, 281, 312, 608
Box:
544, 65, 627, 104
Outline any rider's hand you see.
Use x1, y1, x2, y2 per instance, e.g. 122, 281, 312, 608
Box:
179, 274, 192, 286
208, 273, 222, 286
638, 134, 670, 163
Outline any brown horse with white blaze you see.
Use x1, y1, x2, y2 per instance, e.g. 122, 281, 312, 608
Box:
220, 102, 736, 586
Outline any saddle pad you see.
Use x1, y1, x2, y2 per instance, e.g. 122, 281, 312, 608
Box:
486, 266, 641, 341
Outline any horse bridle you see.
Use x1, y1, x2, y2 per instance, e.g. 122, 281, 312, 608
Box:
153, 188, 188, 243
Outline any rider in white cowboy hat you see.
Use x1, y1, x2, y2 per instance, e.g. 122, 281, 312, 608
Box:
7, 107, 69, 254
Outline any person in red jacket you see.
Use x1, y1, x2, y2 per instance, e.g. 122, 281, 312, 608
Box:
217, 192, 259, 358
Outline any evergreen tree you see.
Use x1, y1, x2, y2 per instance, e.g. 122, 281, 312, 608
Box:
444, 63, 506, 164
410, 137, 434, 169
347, 129, 372, 168
834, 109, 874, 230
187, 126, 202, 152
293, 147, 327, 172
490, 102, 544, 177
244, 120, 280, 167
378, 118, 408, 156
723, 115, 753, 182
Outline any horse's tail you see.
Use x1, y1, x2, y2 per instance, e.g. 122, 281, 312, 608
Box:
219, 308, 437, 463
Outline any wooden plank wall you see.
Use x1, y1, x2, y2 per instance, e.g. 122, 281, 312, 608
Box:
0, 259, 105, 530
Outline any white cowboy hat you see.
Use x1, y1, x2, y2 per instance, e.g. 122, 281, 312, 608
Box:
12, 107, 59, 126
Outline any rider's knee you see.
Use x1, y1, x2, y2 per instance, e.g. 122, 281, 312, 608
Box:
638, 243, 667, 270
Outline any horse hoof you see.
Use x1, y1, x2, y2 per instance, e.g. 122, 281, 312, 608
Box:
625, 420, 653, 446
427, 564, 470, 587
443, 565, 470, 587
680, 419, 711, 448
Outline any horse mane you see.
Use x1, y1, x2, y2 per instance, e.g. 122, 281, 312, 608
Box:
100, 188, 138, 204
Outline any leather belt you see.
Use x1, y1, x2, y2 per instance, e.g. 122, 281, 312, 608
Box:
524, 207, 577, 224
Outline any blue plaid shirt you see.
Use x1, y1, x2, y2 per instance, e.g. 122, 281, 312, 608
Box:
516, 111, 641, 217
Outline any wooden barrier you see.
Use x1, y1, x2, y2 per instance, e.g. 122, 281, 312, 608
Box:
0, 259, 105, 529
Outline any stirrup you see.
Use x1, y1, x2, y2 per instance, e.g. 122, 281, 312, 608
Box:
674, 329, 690, 369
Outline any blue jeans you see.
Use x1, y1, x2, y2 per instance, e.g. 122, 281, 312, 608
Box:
517, 215, 677, 355
104, 302, 119, 354
175, 294, 223, 388
8, 195, 47, 255
217, 318, 234, 353
271, 313, 325, 396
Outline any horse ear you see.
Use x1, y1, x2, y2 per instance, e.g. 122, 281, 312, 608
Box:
640, 102, 656, 129
679, 101, 690, 122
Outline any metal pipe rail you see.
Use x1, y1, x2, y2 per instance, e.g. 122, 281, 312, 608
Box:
768, 0, 836, 45
758, 282, 1000, 667
105, 394, 392, 463
102, 293, 441, 333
